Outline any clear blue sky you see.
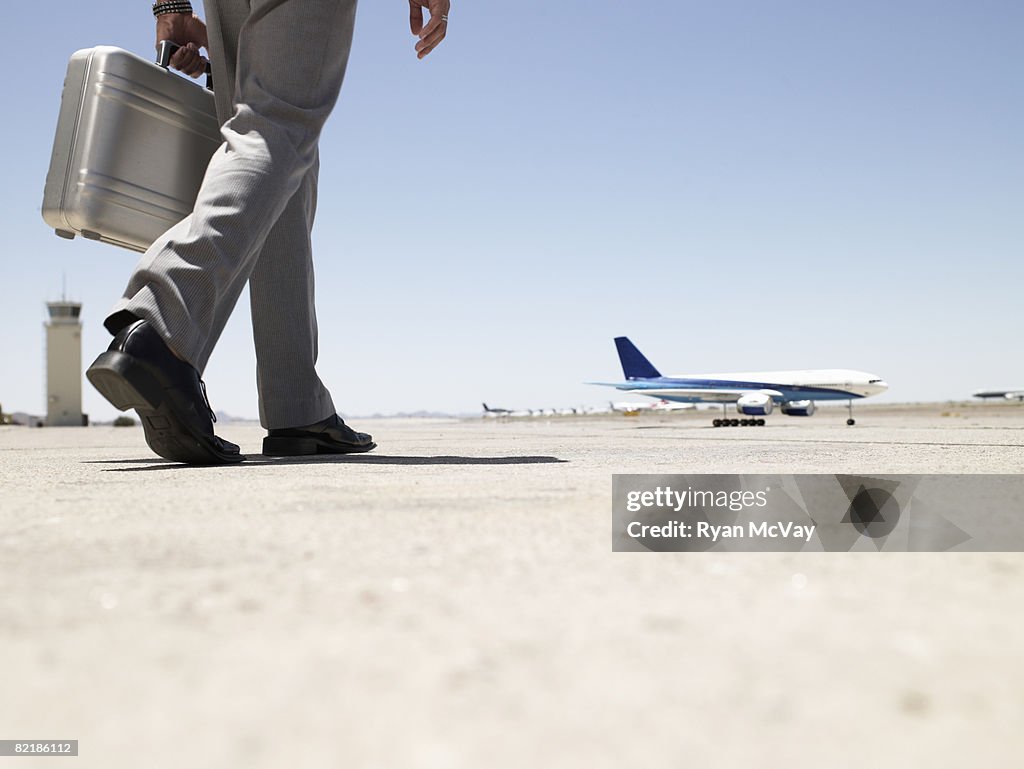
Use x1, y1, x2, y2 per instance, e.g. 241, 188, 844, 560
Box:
2, 1, 1022, 420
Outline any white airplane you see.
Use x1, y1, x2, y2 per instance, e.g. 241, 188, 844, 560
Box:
973, 389, 1024, 402
610, 401, 655, 415
609, 399, 696, 415
590, 337, 888, 427
650, 399, 696, 412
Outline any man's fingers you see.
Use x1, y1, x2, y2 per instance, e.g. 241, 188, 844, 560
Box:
410, 0, 449, 58
169, 48, 192, 71
169, 43, 195, 64
415, 23, 447, 58
417, 12, 446, 42
170, 43, 206, 79
416, 40, 442, 59
170, 50, 195, 76
409, 2, 424, 36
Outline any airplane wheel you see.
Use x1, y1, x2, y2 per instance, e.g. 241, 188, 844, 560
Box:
757, 419, 766, 426
740, 419, 749, 426
730, 419, 739, 427
712, 419, 721, 427
847, 418, 855, 426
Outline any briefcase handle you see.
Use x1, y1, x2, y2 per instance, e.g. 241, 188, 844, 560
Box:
156, 40, 213, 92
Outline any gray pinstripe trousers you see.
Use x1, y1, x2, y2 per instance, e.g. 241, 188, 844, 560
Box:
105, 0, 357, 429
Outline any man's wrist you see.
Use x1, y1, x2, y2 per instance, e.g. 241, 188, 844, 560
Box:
152, 1, 194, 17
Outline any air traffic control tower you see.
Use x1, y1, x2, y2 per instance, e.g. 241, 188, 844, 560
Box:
45, 300, 86, 426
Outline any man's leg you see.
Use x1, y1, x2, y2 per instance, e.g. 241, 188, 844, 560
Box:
247, 157, 336, 430
252, 165, 375, 453
202, 0, 336, 430
104, 0, 358, 375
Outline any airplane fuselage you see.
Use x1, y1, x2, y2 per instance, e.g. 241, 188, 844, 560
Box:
619, 369, 888, 403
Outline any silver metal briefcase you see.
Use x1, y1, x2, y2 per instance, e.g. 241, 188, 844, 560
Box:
42, 44, 220, 253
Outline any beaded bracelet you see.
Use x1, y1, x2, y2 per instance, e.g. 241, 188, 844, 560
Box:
152, 1, 194, 17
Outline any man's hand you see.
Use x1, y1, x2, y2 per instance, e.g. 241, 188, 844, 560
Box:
155, 13, 209, 78
409, 0, 450, 59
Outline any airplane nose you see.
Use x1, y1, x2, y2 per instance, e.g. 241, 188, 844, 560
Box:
874, 380, 889, 392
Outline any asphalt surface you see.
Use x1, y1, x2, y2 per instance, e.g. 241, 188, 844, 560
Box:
2, 404, 1023, 768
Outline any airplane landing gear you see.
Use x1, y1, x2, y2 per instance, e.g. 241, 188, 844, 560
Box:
711, 418, 766, 427
712, 404, 765, 427
712, 404, 727, 427
847, 399, 855, 426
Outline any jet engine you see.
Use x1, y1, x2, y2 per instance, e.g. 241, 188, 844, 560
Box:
781, 400, 816, 417
736, 393, 774, 416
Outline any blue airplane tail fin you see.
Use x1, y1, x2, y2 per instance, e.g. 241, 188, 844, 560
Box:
614, 337, 661, 379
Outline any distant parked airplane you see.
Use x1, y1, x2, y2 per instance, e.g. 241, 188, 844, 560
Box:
610, 401, 654, 415
973, 389, 1024, 401
482, 403, 513, 416
650, 399, 696, 412
590, 337, 888, 427
609, 400, 696, 415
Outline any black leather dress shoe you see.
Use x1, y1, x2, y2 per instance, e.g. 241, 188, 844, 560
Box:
86, 320, 244, 465
263, 413, 376, 456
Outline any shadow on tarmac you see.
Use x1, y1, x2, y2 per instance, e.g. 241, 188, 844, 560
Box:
87, 454, 568, 471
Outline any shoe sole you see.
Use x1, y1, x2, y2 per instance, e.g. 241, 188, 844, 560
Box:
262, 436, 378, 456
87, 351, 245, 465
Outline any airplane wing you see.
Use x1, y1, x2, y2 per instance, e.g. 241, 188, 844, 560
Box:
620, 388, 784, 404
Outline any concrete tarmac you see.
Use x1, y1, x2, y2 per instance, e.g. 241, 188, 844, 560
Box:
1, 403, 1023, 768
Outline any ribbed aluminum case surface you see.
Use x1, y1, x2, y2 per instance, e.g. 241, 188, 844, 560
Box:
42, 46, 220, 253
